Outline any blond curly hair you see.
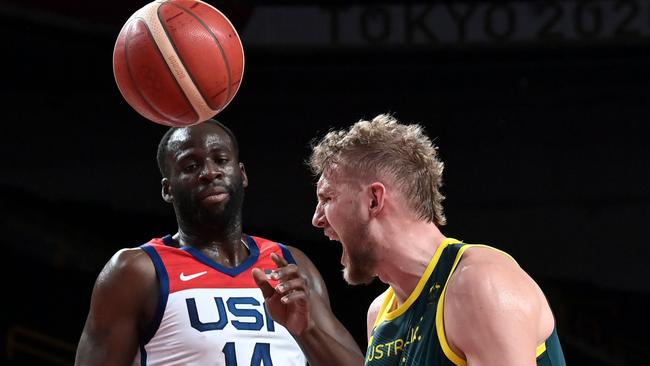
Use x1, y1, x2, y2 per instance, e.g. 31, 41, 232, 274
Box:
309, 113, 446, 226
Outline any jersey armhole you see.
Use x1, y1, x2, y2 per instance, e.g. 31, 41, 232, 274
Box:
139, 244, 170, 346
372, 287, 395, 329
435, 244, 546, 365
276, 242, 297, 264
536, 342, 547, 357
435, 244, 473, 366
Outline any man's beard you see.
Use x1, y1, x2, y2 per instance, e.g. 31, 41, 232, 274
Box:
342, 225, 377, 285
203, 182, 245, 228
175, 181, 246, 232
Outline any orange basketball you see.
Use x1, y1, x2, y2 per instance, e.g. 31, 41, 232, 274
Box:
113, 0, 244, 127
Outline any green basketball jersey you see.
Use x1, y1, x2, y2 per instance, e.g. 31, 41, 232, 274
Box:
365, 238, 566, 366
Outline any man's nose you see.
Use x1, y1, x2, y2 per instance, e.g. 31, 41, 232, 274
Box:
312, 203, 326, 228
199, 159, 223, 183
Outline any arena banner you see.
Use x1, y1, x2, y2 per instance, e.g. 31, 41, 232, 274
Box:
241, 1, 650, 47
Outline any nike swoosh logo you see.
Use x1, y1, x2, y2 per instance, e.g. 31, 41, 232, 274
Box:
180, 271, 208, 281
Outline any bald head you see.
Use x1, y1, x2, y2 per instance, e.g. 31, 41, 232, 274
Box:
156, 119, 239, 178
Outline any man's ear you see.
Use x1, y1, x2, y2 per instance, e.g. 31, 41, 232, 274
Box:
368, 182, 386, 217
240, 162, 249, 188
161, 178, 173, 203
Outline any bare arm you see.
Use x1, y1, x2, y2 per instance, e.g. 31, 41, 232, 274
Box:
75, 248, 158, 366
444, 247, 554, 366
252, 246, 364, 366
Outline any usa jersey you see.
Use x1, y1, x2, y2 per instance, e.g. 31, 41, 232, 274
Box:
134, 234, 307, 366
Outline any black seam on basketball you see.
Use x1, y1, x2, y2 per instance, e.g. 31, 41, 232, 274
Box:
163, 1, 233, 109
124, 18, 168, 123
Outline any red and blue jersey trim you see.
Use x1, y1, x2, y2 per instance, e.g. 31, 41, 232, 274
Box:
180, 235, 261, 277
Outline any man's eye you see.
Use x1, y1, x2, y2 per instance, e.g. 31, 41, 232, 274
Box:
183, 164, 198, 172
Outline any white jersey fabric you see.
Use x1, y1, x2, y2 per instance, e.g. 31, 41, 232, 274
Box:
133, 235, 307, 366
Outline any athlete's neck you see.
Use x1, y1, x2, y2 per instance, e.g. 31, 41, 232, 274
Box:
173, 228, 250, 268
375, 220, 447, 305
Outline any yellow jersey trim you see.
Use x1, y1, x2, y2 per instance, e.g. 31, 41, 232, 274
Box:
372, 287, 394, 329
435, 244, 546, 365
375, 238, 462, 326
435, 244, 474, 366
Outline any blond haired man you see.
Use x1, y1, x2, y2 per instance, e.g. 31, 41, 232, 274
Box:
306, 114, 566, 366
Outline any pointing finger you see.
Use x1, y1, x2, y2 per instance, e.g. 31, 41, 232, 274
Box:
270, 252, 289, 268
252, 268, 275, 299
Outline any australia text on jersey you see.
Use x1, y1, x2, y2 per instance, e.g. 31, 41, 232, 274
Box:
367, 325, 422, 362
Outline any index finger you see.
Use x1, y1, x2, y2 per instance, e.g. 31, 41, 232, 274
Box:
270, 252, 289, 268
252, 267, 276, 299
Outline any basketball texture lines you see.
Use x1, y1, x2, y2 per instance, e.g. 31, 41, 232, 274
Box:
113, 0, 244, 126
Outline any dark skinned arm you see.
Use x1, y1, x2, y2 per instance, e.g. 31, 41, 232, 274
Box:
75, 248, 158, 366
252, 246, 364, 366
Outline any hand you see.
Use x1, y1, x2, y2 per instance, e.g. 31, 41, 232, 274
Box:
252, 253, 314, 336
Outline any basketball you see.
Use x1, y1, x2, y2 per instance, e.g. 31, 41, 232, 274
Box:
113, 0, 244, 127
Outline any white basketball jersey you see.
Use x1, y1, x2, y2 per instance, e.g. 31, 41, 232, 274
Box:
134, 235, 307, 366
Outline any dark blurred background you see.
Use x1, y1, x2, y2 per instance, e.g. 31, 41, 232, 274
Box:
2, 0, 649, 365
